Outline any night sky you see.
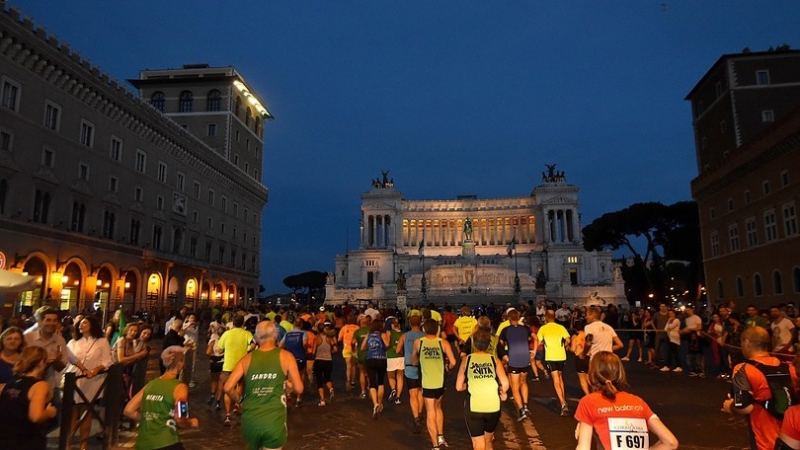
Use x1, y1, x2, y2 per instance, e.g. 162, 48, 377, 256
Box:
8, 1, 800, 293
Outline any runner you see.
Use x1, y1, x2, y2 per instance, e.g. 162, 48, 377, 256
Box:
225, 321, 303, 450
206, 323, 224, 409
584, 306, 624, 360
537, 310, 571, 416
337, 314, 360, 390
216, 314, 254, 426
413, 318, 457, 450
363, 318, 389, 418
453, 306, 477, 354
570, 328, 591, 397
352, 315, 372, 399
396, 314, 426, 433
311, 322, 337, 406
385, 316, 405, 405
455, 329, 509, 450
124, 346, 199, 450
280, 318, 308, 408
498, 309, 533, 421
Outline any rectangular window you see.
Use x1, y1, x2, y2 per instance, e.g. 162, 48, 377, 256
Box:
221, 196, 227, 213
44, 101, 61, 131
208, 123, 217, 136
763, 180, 771, 195
207, 217, 213, 229
744, 190, 751, 204
221, 223, 226, 235
0, 130, 11, 152
208, 189, 215, 206
135, 150, 146, 173
235, 130, 240, 142
134, 186, 143, 202
78, 163, 90, 181
244, 208, 249, 224
152, 225, 163, 250
1, 78, 20, 111
709, 207, 716, 220
234, 154, 239, 166
254, 169, 259, 181
109, 176, 118, 193
129, 219, 141, 245
193, 182, 201, 199
244, 162, 249, 175
727, 198, 734, 212
784, 203, 798, 236
156, 195, 164, 211
192, 211, 198, 223
80, 120, 94, 147
728, 225, 740, 252
233, 203, 239, 217
71, 202, 86, 232
157, 161, 167, 183
190, 237, 198, 258
218, 245, 225, 264
176, 172, 185, 192
102, 210, 115, 239
762, 110, 775, 123
746, 218, 758, 247
765, 210, 778, 242
782, 171, 790, 188
110, 137, 123, 162
205, 242, 212, 262
756, 70, 771, 85
42, 148, 55, 168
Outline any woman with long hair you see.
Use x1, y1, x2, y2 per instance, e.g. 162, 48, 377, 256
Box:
312, 322, 338, 406
67, 315, 113, 450
362, 318, 389, 418
642, 310, 657, 366
622, 309, 643, 362
0, 346, 58, 449
0, 326, 26, 391
574, 351, 678, 450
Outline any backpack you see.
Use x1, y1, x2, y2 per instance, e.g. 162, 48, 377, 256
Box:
746, 359, 798, 420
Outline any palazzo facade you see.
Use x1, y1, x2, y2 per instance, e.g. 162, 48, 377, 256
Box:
327, 172, 625, 306
0, 5, 270, 316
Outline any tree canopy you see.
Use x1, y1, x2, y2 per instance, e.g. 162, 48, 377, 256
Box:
582, 201, 702, 303
282, 270, 327, 299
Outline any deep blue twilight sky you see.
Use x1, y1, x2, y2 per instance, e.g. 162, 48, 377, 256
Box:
9, 1, 800, 294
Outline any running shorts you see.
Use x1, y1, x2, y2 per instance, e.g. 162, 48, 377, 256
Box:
405, 376, 421, 389
422, 387, 445, 399
508, 365, 530, 374
546, 360, 566, 372
366, 359, 387, 387
575, 357, 589, 374
465, 410, 501, 437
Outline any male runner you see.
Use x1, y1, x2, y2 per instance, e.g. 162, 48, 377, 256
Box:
498, 309, 533, 421
337, 314, 360, 390
413, 318, 456, 450
216, 314, 254, 426
225, 321, 303, 450
352, 315, 372, 399
537, 310, 571, 416
396, 314, 426, 433
280, 317, 308, 408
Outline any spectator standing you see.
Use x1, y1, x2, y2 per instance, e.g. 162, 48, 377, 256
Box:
555, 303, 571, 329
744, 305, 768, 329
660, 310, 682, 372
771, 306, 796, 357
652, 303, 670, 367
584, 306, 623, 360
0, 326, 25, 390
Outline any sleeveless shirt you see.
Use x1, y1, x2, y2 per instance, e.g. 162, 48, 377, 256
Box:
419, 337, 446, 390
0, 376, 47, 449
366, 331, 387, 360
242, 347, 288, 449
403, 330, 425, 379
136, 377, 180, 450
465, 353, 500, 413
315, 337, 333, 361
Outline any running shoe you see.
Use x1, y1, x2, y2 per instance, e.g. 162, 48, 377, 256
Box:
234, 403, 243, 415
659, 366, 670, 372
329, 388, 335, 402
388, 389, 397, 402
373, 405, 380, 419
518, 409, 528, 422
215, 401, 221, 410
360, 392, 368, 400
688, 372, 698, 377
560, 403, 569, 417
621, 356, 630, 361
207, 394, 215, 405
438, 435, 449, 448
673, 367, 683, 373
294, 399, 301, 408
699, 373, 707, 378
319, 400, 326, 407
394, 397, 401, 405
189, 381, 197, 388
223, 415, 232, 427
637, 358, 643, 362
532, 376, 541, 382
413, 417, 423, 434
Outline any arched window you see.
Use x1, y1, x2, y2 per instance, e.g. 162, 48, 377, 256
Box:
717, 279, 724, 299
206, 90, 221, 112
754, 273, 763, 296
774, 271, 783, 295
234, 96, 241, 116
254, 117, 262, 137
736, 277, 744, 297
245, 107, 252, 127
178, 90, 193, 113
795, 267, 800, 293
150, 91, 165, 112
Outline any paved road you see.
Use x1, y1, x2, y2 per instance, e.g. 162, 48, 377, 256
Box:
54, 336, 750, 450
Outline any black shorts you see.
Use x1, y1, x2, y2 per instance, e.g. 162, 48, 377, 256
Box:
209, 361, 223, 373
422, 387, 445, 399
575, 357, 589, 374
405, 376, 421, 389
508, 365, 530, 375
366, 359, 387, 388
296, 359, 307, 371
546, 360, 566, 372
465, 410, 501, 437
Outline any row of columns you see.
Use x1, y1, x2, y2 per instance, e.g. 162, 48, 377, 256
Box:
546, 208, 579, 243
362, 214, 393, 248
401, 216, 535, 247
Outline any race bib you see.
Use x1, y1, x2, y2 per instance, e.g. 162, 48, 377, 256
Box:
608, 418, 649, 450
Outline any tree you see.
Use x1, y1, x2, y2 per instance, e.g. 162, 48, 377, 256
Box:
582, 201, 703, 304
282, 270, 327, 304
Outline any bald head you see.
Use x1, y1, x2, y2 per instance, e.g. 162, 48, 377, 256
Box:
255, 320, 277, 344
741, 326, 770, 354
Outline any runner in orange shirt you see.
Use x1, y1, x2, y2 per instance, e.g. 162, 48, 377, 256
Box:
338, 314, 360, 390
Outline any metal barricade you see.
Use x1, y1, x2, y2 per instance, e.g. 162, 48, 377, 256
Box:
59, 363, 124, 450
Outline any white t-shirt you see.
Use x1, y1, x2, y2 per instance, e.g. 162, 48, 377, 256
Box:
584, 321, 618, 359
772, 318, 796, 352
665, 318, 681, 344
555, 308, 571, 322
684, 314, 702, 335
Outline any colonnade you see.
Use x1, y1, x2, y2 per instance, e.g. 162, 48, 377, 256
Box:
545, 208, 579, 243
400, 216, 535, 247
362, 214, 393, 248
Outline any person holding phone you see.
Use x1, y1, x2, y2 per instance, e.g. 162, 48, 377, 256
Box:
124, 346, 198, 450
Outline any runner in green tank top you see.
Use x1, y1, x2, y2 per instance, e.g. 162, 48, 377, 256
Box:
412, 319, 456, 450
456, 329, 509, 450
386, 317, 405, 404
124, 346, 198, 450
224, 321, 304, 450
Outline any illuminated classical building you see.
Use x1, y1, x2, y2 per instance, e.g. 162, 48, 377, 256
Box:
0, 4, 270, 315
326, 171, 625, 306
